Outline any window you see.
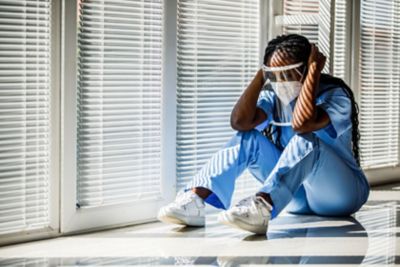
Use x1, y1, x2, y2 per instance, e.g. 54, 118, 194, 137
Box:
76, 0, 164, 208
1, 0, 400, 246
358, 0, 400, 168
60, 0, 167, 234
176, 0, 262, 199
0, 1, 54, 235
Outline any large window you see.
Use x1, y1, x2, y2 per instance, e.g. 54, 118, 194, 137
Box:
358, 0, 400, 168
176, 0, 262, 199
76, 0, 163, 208
1, 0, 400, 246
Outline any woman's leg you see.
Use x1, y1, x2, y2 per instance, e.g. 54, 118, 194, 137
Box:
301, 142, 370, 216
258, 132, 369, 218
284, 185, 314, 215
179, 129, 282, 210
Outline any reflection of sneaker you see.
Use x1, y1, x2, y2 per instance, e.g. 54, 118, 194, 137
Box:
217, 256, 270, 267
157, 190, 206, 226
217, 195, 272, 234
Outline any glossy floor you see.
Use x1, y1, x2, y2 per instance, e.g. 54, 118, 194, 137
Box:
0, 183, 399, 266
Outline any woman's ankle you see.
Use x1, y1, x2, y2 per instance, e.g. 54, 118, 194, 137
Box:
255, 192, 274, 207
192, 187, 212, 200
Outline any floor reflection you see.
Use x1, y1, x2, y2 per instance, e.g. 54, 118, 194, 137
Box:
0, 199, 398, 266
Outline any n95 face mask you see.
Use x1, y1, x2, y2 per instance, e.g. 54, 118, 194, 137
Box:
261, 61, 305, 106
270, 81, 302, 106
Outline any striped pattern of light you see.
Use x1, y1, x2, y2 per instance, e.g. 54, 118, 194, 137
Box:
359, 0, 400, 168
281, 0, 332, 74
176, 0, 262, 199
76, 0, 163, 207
0, 0, 51, 234
332, 0, 348, 79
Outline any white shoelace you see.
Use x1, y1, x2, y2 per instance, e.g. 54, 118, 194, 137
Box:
233, 196, 270, 216
175, 191, 201, 207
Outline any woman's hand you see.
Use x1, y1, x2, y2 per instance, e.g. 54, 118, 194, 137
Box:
291, 43, 330, 133
307, 44, 326, 74
230, 69, 268, 131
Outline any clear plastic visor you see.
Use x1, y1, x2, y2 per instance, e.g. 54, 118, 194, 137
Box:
262, 62, 305, 84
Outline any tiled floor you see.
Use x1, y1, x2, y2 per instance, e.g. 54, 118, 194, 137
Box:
0, 183, 399, 266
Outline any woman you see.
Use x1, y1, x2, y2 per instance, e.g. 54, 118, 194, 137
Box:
157, 34, 370, 235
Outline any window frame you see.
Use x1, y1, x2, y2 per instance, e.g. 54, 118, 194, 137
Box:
60, 0, 176, 234
350, 0, 400, 184
0, 0, 61, 246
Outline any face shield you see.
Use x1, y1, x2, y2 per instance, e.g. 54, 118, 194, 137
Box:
261, 62, 306, 126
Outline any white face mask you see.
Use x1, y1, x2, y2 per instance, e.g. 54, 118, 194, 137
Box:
270, 81, 302, 106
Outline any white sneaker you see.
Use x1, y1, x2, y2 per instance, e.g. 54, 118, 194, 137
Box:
157, 190, 206, 226
217, 195, 272, 234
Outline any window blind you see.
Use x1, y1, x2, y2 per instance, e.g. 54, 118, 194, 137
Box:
332, 0, 348, 79
76, 0, 163, 208
359, 0, 400, 168
0, 1, 51, 234
280, 0, 333, 75
176, 0, 262, 200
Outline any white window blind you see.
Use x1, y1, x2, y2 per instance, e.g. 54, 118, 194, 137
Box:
76, 0, 163, 208
332, 0, 348, 79
0, 1, 52, 234
279, 0, 349, 76
176, 0, 261, 200
359, 0, 400, 168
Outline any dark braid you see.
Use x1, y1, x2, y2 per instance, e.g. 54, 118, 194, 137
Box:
318, 74, 362, 166
260, 34, 362, 166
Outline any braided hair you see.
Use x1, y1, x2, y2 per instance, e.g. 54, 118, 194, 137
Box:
261, 34, 361, 166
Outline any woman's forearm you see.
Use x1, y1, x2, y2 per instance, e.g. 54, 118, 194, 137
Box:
230, 69, 264, 128
292, 62, 320, 130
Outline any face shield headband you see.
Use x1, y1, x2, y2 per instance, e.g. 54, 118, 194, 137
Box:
261, 61, 305, 84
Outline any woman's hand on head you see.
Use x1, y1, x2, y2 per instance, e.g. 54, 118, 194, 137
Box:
308, 43, 326, 73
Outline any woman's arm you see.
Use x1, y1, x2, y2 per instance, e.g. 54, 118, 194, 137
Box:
230, 69, 268, 131
292, 44, 330, 133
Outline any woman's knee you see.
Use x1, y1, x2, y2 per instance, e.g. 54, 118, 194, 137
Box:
286, 132, 320, 152
226, 129, 264, 147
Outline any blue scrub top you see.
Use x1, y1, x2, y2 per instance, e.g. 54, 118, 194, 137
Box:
256, 75, 365, 179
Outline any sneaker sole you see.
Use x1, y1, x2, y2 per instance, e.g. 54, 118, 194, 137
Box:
157, 210, 205, 227
218, 212, 267, 235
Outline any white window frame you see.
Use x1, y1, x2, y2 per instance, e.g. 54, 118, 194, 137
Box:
60, 0, 176, 234
0, 0, 61, 246
350, 0, 400, 185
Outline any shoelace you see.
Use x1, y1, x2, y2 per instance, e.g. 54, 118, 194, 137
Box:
174, 191, 197, 207
233, 196, 255, 216
234, 196, 270, 216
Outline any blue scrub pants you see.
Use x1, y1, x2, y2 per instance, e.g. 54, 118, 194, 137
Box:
179, 129, 370, 219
